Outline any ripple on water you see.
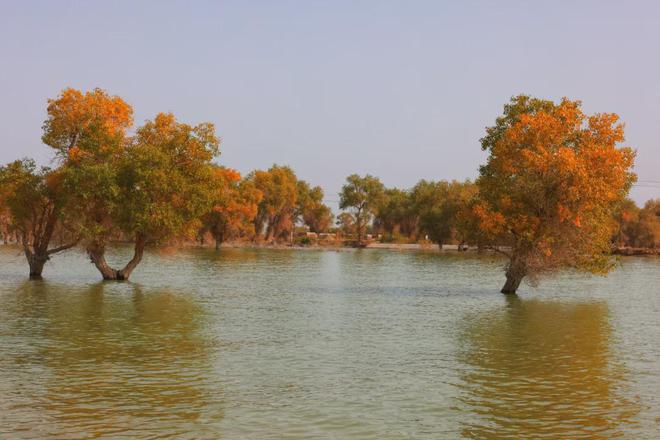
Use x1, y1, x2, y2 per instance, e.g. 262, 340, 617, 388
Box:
0, 247, 659, 439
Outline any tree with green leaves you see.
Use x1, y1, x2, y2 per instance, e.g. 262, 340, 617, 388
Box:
43, 88, 220, 280
336, 212, 356, 238
412, 180, 477, 248
339, 174, 385, 245
0, 159, 78, 278
374, 188, 412, 239
85, 113, 220, 280
296, 180, 333, 233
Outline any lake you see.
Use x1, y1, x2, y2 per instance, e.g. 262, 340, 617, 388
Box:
0, 246, 659, 439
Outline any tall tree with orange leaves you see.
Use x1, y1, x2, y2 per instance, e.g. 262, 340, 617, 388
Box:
201, 166, 262, 249
248, 165, 299, 242
475, 95, 636, 294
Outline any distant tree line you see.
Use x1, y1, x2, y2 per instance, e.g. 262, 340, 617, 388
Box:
1, 89, 654, 294
612, 198, 660, 249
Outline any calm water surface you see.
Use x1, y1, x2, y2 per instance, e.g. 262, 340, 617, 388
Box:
0, 246, 659, 439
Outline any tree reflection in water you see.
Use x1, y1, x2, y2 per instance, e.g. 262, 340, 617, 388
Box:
457, 296, 640, 439
4, 281, 224, 439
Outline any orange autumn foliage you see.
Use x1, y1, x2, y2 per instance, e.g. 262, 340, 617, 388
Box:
201, 166, 263, 247
42, 88, 133, 158
476, 95, 636, 293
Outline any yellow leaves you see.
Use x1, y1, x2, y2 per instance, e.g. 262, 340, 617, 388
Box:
136, 113, 219, 166
43, 88, 133, 158
573, 215, 581, 228
473, 202, 506, 236
67, 146, 82, 161
44, 170, 62, 191
213, 167, 241, 183
557, 204, 572, 223
225, 169, 241, 182
477, 95, 636, 275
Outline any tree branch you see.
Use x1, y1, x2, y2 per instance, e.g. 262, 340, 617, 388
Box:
47, 239, 80, 256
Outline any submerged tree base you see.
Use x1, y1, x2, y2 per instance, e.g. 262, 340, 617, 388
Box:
88, 236, 146, 281
26, 252, 48, 280
500, 273, 523, 295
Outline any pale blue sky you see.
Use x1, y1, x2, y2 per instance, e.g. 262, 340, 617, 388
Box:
1, 0, 659, 204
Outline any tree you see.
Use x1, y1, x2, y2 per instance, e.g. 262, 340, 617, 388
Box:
86, 113, 220, 280
0, 159, 78, 278
612, 198, 640, 247
0, 205, 10, 243
336, 212, 356, 238
42, 87, 134, 278
0, 87, 132, 279
248, 165, 298, 242
339, 174, 385, 245
303, 204, 334, 233
612, 198, 659, 249
475, 95, 636, 294
201, 167, 262, 249
296, 180, 333, 233
634, 199, 659, 248
42, 88, 220, 280
42, 87, 134, 160
424, 181, 477, 248
375, 188, 412, 239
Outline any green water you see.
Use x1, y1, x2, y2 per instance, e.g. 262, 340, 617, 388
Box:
0, 246, 659, 439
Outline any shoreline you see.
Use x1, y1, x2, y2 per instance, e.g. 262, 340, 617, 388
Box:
2, 241, 657, 256
189, 241, 660, 256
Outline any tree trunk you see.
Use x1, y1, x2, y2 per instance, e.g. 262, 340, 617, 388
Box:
265, 220, 275, 243
87, 235, 146, 281
25, 251, 48, 279
501, 273, 523, 294
214, 231, 224, 250
501, 260, 526, 294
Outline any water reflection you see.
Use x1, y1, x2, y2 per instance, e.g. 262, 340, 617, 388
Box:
457, 297, 640, 439
0, 281, 223, 439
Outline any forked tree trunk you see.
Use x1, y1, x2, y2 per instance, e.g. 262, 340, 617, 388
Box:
87, 235, 147, 281
501, 259, 526, 294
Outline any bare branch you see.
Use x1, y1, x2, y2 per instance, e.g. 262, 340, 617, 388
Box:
47, 239, 80, 256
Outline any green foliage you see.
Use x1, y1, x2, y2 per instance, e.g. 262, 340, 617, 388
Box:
339, 174, 385, 242
297, 180, 332, 233
297, 236, 312, 246
336, 212, 356, 237
116, 113, 220, 242
0, 158, 77, 271
248, 165, 333, 241
375, 188, 412, 237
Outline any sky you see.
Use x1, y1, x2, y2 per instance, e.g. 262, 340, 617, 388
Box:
1, 0, 659, 206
